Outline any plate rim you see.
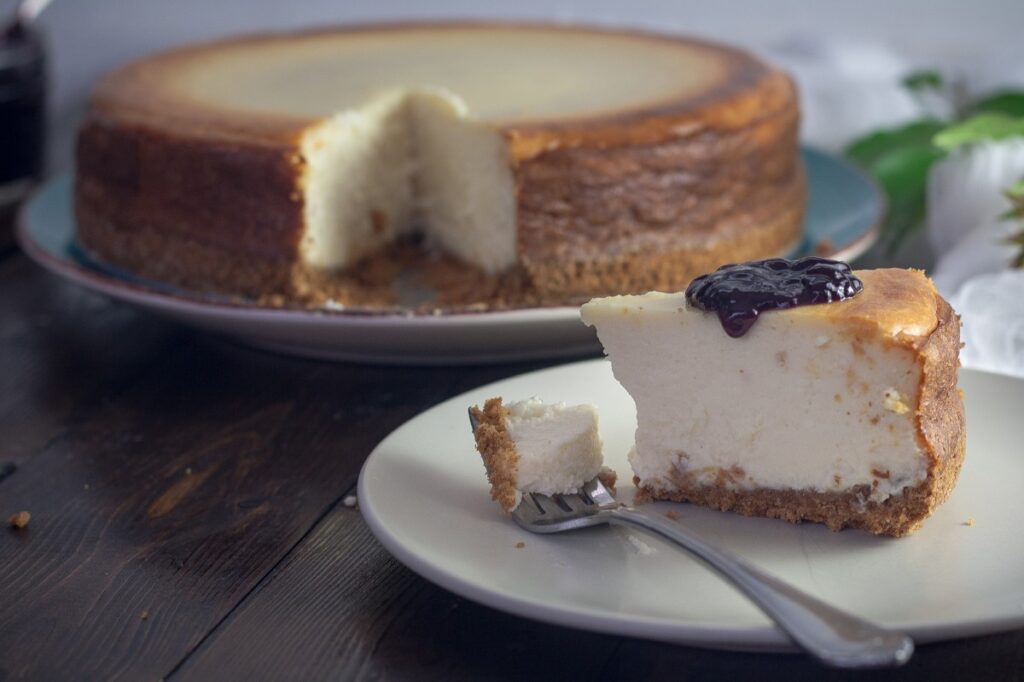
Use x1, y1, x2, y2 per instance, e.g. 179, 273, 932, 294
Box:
358, 358, 1024, 651
16, 208, 580, 328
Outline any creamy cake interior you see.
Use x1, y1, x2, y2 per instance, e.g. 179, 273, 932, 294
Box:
471, 397, 610, 511
300, 88, 516, 273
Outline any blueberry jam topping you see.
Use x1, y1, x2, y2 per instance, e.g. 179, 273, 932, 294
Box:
685, 257, 863, 338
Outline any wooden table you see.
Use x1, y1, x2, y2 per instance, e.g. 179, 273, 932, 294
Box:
1, 214, 1022, 681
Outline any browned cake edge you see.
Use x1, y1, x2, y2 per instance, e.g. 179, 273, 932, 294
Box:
75, 117, 805, 307
520, 180, 805, 300
912, 294, 967, 515
634, 295, 965, 538
75, 115, 305, 301
470, 398, 520, 512
515, 77, 805, 299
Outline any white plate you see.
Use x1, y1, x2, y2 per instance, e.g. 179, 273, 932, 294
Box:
18, 148, 880, 365
359, 360, 1024, 650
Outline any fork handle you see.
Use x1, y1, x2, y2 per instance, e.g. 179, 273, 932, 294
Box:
608, 507, 913, 668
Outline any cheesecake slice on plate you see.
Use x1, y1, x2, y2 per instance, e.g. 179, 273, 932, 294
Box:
470, 398, 616, 512
581, 258, 965, 537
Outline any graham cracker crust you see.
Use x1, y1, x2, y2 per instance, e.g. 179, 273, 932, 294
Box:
635, 477, 938, 538
77, 213, 538, 311
470, 398, 520, 512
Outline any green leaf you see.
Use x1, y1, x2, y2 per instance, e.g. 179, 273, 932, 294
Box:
845, 91, 1024, 254
934, 113, 1024, 150
872, 146, 945, 198
844, 119, 945, 168
972, 90, 1024, 118
902, 70, 944, 92
845, 119, 948, 250
871, 146, 947, 251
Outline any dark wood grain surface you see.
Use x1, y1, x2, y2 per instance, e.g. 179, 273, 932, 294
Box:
0, 213, 1022, 681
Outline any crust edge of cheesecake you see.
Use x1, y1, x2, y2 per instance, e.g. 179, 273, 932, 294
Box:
470, 398, 521, 513
631, 289, 966, 538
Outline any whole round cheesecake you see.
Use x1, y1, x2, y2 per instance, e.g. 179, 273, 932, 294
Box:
75, 23, 805, 308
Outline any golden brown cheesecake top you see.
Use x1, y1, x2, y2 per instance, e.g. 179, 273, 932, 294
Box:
789, 269, 940, 344
86, 23, 792, 159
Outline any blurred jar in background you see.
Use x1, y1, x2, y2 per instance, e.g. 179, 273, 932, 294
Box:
0, 21, 45, 243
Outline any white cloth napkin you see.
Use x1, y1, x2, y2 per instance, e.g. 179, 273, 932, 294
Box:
952, 270, 1024, 378
928, 141, 1024, 378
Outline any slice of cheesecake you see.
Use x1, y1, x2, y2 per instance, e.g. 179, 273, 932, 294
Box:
581, 262, 965, 537
75, 23, 804, 307
470, 397, 616, 512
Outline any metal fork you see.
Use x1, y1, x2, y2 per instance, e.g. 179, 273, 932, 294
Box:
469, 410, 913, 669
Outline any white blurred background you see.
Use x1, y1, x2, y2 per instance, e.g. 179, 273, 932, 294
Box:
9, 0, 1022, 170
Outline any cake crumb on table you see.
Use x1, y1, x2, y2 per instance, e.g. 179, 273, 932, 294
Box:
140, 610, 149, 621
515, 541, 525, 549
664, 510, 681, 521
963, 517, 976, 527
8, 511, 30, 529
342, 494, 358, 509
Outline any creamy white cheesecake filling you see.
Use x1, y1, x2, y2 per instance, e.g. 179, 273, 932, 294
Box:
581, 292, 929, 502
299, 89, 516, 274
505, 398, 604, 497
300, 92, 417, 269
410, 90, 516, 274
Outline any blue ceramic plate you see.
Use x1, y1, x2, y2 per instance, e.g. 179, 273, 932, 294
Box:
18, 148, 881, 364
